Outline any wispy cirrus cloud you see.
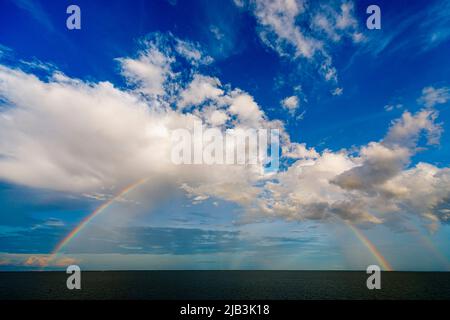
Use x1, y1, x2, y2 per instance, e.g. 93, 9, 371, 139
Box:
364, 0, 450, 56
235, 0, 363, 86
10, 0, 55, 32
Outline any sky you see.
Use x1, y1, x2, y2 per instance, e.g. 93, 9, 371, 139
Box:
0, 0, 449, 271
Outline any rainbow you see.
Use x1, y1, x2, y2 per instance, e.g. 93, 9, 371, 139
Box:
48, 178, 149, 262
346, 222, 393, 271
48, 177, 394, 271
414, 228, 450, 271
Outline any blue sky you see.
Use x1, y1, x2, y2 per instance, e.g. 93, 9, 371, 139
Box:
0, 0, 449, 271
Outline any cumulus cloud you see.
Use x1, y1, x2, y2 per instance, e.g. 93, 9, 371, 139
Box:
332, 109, 442, 193
0, 34, 280, 206
384, 109, 442, 148
117, 43, 173, 96
179, 75, 224, 109
246, 105, 448, 227
282, 142, 319, 159
228, 90, 265, 127
0, 33, 449, 231
332, 143, 410, 191
0, 66, 174, 192
281, 95, 299, 115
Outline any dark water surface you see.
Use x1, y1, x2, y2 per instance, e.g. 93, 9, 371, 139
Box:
0, 271, 449, 300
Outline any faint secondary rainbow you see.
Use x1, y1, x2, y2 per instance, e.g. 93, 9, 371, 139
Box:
412, 227, 450, 271
346, 222, 393, 271
48, 178, 149, 262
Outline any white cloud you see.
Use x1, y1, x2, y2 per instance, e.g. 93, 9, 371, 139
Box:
0, 36, 279, 208
281, 95, 299, 115
117, 44, 173, 96
312, 2, 357, 43
178, 75, 224, 109
282, 142, 319, 159
332, 109, 442, 193
207, 109, 229, 126
335, 2, 357, 30
257, 106, 448, 227
252, 0, 318, 59
384, 104, 403, 112
418, 86, 450, 108
0, 34, 449, 231
240, 1, 362, 83
331, 87, 343, 96
332, 142, 411, 191
210, 25, 225, 40
0, 66, 174, 192
228, 90, 265, 126
384, 109, 442, 147
175, 38, 213, 65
